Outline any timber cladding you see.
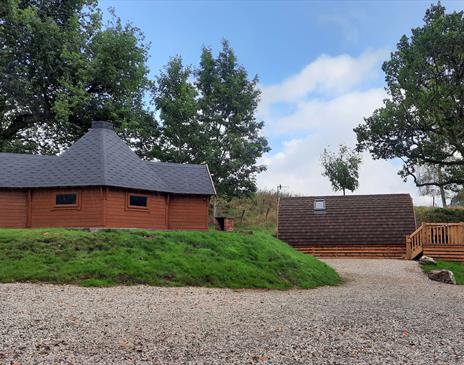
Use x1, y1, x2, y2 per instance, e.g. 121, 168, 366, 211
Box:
0, 187, 210, 230
168, 195, 209, 230
104, 188, 167, 229
278, 194, 416, 255
30, 188, 104, 228
0, 190, 27, 228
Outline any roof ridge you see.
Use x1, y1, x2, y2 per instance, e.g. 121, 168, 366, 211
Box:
283, 193, 411, 198
100, 128, 108, 186
146, 160, 206, 167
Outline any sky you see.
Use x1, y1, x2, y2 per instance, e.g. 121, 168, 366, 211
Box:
101, 0, 464, 205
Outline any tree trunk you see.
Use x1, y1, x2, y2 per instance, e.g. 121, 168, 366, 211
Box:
212, 197, 217, 218
440, 186, 447, 207
343, 188, 346, 196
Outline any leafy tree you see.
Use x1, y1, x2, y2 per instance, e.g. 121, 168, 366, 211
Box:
0, 0, 155, 154
321, 145, 362, 196
355, 3, 464, 190
149, 56, 200, 163
416, 165, 451, 207
190, 40, 269, 198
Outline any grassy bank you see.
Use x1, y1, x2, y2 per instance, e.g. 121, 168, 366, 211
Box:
421, 260, 464, 285
0, 228, 341, 289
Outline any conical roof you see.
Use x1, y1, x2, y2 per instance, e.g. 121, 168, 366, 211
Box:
0, 121, 216, 195
57, 121, 169, 191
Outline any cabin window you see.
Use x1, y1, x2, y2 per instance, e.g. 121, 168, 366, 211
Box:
56, 193, 77, 206
128, 194, 148, 208
314, 199, 326, 211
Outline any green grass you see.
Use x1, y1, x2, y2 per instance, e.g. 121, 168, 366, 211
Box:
0, 228, 341, 289
421, 260, 464, 285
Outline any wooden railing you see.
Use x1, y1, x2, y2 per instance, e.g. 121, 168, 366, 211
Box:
406, 225, 425, 259
406, 223, 464, 259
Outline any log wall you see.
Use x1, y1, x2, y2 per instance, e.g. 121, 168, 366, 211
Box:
0, 190, 27, 228
30, 188, 104, 228
168, 195, 209, 230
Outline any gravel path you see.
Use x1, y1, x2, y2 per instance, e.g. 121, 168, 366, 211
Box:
1, 259, 463, 365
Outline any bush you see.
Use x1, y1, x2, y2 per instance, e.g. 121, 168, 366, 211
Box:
415, 206, 464, 225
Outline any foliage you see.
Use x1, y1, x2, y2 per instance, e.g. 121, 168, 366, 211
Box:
148, 56, 200, 163
415, 206, 464, 226
0, 228, 341, 289
355, 3, 464, 189
416, 165, 451, 207
0, 0, 155, 154
451, 189, 464, 207
213, 189, 293, 233
421, 260, 464, 285
321, 145, 361, 196
194, 41, 270, 198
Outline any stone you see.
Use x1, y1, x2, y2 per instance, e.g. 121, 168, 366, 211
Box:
428, 269, 456, 285
419, 256, 436, 265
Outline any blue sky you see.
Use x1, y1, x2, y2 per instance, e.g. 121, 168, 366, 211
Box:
101, 0, 464, 205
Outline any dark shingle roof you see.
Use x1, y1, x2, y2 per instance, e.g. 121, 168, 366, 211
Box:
0, 121, 215, 195
278, 194, 416, 246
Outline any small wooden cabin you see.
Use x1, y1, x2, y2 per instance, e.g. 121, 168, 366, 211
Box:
0, 121, 216, 230
278, 194, 416, 258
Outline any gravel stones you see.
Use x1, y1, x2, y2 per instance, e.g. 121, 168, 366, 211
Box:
1, 259, 463, 364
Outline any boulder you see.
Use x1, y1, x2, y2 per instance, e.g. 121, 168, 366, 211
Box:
427, 269, 456, 285
419, 256, 436, 265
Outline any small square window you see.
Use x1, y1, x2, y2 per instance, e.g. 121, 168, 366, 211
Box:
56, 193, 77, 205
129, 195, 148, 207
314, 199, 326, 211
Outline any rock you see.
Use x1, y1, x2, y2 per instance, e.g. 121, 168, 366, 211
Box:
419, 256, 436, 265
428, 269, 456, 285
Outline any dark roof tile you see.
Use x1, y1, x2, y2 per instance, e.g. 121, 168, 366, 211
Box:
278, 194, 416, 246
0, 122, 215, 195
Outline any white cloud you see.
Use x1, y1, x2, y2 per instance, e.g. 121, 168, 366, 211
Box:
259, 49, 387, 119
257, 50, 432, 206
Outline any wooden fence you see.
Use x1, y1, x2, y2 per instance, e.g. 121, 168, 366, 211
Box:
406, 223, 464, 260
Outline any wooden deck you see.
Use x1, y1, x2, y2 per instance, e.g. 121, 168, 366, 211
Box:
406, 223, 464, 261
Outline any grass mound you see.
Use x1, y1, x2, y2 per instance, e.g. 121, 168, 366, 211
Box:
0, 228, 341, 289
421, 260, 464, 285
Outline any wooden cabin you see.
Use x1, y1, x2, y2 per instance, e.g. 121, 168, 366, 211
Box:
0, 121, 216, 230
278, 194, 416, 258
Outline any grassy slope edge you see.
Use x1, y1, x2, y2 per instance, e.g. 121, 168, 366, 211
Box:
421, 260, 464, 285
0, 229, 341, 289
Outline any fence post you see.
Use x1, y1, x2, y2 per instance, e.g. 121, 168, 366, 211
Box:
405, 235, 411, 260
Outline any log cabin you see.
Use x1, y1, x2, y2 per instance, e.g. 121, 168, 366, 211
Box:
0, 121, 216, 229
278, 194, 417, 258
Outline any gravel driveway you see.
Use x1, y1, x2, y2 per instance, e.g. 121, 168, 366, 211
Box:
1, 259, 463, 365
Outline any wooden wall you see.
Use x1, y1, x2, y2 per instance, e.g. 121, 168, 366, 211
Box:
168, 195, 209, 230
31, 188, 104, 228
104, 188, 167, 229
423, 245, 464, 262
0, 188, 209, 230
296, 244, 406, 259
0, 190, 27, 228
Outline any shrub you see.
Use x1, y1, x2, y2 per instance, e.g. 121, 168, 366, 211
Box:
415, 206, 464, 225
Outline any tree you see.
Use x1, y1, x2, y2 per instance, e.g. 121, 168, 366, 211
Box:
355, 3, 464, 191
416, 164, 451, 207
194, 40, 270, 198
0, 0, 155, 154
321, 145, 361, 196
149, 56, 200, 163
